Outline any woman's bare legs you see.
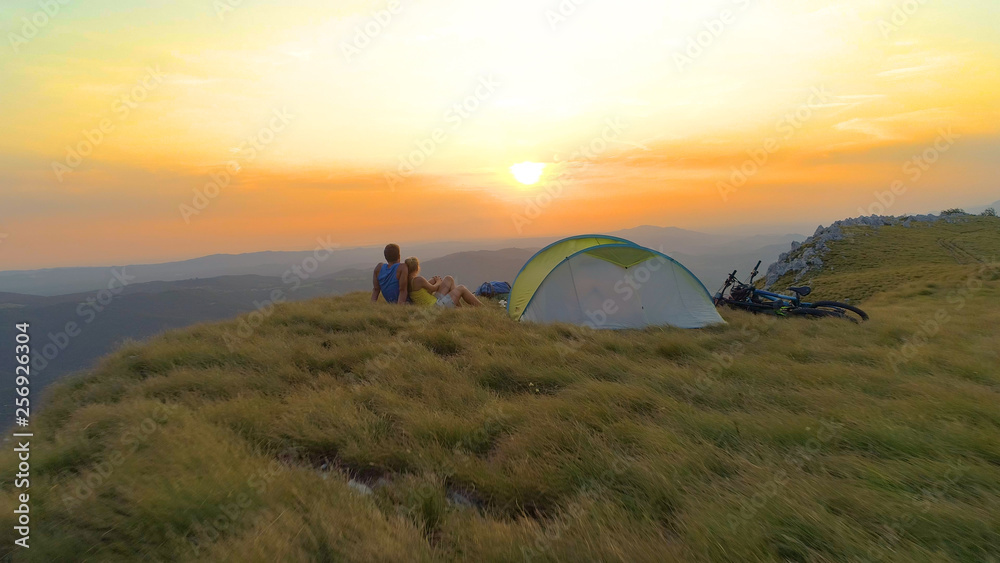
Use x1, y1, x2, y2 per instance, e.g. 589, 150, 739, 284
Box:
433, 275, 481, 307
435, 275, 456, 296
448, 284, 482, 307
460, 286, 483, 306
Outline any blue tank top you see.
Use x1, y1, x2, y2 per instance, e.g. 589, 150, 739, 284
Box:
378, 263, 401, 303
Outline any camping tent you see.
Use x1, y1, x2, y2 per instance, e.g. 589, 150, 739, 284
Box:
507, 235, 724, 329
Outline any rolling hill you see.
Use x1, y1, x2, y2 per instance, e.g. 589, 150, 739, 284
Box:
0, 234, 801, 424
2, 215, 998, 561
0, 250, 536, 425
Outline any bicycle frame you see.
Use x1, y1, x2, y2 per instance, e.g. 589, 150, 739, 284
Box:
714, 260, 812, 309
751, 288, 811, 308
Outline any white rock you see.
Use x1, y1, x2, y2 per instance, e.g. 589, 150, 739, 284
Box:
348, 479, 373, 495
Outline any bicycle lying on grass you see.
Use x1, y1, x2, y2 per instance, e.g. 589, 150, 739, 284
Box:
713, 261, 869, 322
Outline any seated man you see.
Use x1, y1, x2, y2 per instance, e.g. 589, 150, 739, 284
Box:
371, 243, 409, 304
403, 257, 482, 307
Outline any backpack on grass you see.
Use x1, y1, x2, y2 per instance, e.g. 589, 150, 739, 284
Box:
476, 281, 511, 298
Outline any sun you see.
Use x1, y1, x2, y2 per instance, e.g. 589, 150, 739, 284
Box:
510, 162, 546, 186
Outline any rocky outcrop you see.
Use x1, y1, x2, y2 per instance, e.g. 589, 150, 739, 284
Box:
763, 213, 971, 288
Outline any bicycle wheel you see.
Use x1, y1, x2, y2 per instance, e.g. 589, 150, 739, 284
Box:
808, 301, 869, 322
786, 307, 843, 319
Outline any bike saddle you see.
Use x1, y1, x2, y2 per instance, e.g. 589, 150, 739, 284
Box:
789, 286, 812, 296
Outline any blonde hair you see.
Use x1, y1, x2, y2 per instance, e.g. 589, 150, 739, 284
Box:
404, 257, 420, 286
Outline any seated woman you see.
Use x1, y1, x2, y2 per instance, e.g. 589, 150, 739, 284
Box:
404, 257, 482, 308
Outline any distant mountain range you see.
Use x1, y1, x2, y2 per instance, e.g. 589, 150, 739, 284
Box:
0, 226, 802, 296
0, 240, 525, 297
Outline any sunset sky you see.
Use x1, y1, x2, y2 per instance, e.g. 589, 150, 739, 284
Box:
1, 0, 998, 269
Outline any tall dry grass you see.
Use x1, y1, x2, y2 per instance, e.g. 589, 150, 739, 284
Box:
1, 218, 999, 561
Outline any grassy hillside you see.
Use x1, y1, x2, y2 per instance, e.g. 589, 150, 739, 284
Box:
768, 216, 1000, 302
0, 275, 369, 426
2, 219, 1000, 561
